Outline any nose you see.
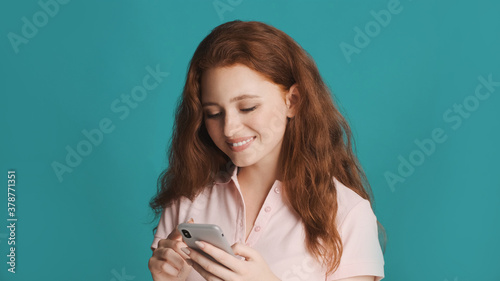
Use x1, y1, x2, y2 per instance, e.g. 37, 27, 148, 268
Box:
223, 110, 242, 138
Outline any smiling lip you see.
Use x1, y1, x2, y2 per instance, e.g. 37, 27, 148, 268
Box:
226, 136, 256, 152
226, 136, 255, 144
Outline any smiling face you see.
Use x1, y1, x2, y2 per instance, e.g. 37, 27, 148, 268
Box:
201, 64, 295, 170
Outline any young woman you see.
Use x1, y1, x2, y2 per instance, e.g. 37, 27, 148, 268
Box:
149, 20, 385, 281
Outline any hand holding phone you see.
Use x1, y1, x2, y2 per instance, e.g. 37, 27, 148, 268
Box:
177, 223, 236, 264
148, 219, 195, 280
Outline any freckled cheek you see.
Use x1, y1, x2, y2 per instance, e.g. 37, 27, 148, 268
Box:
247, 113, 274, 141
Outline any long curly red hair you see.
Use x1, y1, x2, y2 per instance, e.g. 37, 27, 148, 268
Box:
150, 20, 384, 275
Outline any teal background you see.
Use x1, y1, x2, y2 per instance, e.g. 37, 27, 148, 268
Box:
1, 0, 499, 280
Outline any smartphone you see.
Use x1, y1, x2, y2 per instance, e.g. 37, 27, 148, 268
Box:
178, 223, 236, 264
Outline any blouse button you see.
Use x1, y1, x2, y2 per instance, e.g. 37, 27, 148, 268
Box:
240, 222, 244, 227
264, 206, 271, 212
254, 226, 261, 232
274, 187, 280, 194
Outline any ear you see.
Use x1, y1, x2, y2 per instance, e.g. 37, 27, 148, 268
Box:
285, 84, 300, 118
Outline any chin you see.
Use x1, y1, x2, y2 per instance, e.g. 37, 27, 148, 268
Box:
229, 158, 249, 167
229, 156, 257, 168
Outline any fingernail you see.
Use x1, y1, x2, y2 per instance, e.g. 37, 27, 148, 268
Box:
181, 247, 190, 255
195, 241, 204, 248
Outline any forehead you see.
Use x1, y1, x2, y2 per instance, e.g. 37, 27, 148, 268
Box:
200, 64, 283, 103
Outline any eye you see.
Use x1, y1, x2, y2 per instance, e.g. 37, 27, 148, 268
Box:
205, 106, 257, 119
205, 112, 221, 119
241, 106, 257, 112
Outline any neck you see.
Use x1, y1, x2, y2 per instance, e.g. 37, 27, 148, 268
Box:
236, 158, 282, 195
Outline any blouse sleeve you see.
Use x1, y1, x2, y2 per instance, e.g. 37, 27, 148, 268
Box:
150, 199, 181, 251
327, 199, 385, 281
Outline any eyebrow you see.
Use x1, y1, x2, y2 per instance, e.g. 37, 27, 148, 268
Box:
202, 94, 261, 107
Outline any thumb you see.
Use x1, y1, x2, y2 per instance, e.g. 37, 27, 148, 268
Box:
167, 227, 182, 241
168, 218, 195, 241
231, 243, 257, 261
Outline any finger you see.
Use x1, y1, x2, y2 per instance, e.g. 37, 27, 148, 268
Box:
157, 238, 191, 260
160, 261, 180, 277
194, 241, 241, 271
190, 261, 222, 281
231, 242, 258, 261
149, 256, 180, 277
167, 218, 194, 241
183, 248, 234, 280
177, 259, 193, 278
159, 240, 191, 260
189, 259, 223, 281
152, 247, 186, 274
163, 218, 195, 249
160, 248, 186, 266
158, 238, 174, 248
167, 227, 182, 241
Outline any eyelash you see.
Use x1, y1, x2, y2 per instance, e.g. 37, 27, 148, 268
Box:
206, 106, 257, 119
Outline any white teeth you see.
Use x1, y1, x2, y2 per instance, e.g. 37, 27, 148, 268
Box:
231, 137, 253, 147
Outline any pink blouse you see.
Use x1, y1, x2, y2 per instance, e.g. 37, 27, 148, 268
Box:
151, 163, 385, 280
